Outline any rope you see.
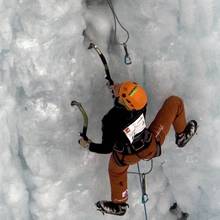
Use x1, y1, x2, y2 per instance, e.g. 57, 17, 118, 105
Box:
106, 0, 130, 45
106, 0, 132, 64
128, 159, 153, 175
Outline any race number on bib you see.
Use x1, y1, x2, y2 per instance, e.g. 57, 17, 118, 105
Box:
123, 114, 146, 143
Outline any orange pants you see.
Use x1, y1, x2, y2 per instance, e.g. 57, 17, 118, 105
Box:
108, 96, 187, 203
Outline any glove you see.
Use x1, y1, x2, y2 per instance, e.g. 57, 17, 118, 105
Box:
112, 83, 121, 97
78, 137, 92, 149
107, 83, 121, 98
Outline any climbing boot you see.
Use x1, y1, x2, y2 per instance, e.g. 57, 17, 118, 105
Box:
96, 200, 129, 216
176, 120, 198, 148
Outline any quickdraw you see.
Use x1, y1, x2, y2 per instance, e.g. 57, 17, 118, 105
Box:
128, 160, 153, 220
106, 0, 132, 65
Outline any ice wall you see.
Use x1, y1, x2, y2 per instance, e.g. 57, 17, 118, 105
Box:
0, 0, 220, 219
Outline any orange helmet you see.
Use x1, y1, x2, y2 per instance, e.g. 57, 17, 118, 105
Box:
117, 81, 148, 110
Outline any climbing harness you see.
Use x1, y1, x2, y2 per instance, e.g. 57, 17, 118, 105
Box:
70, 100, 88, 140
128, 159, 153, 220
106, 0, 132, 65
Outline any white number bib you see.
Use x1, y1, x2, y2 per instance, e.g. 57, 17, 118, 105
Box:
123, 114, 146, 143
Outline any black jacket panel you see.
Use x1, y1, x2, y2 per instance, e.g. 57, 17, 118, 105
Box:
89, 103, 147, 154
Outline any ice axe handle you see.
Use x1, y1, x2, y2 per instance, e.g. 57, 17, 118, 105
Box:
81, 127, 88, 141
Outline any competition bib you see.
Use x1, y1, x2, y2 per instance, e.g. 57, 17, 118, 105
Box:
123, 114, 146, 143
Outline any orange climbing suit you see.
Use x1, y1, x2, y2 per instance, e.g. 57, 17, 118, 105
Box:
108, 96, 187, 203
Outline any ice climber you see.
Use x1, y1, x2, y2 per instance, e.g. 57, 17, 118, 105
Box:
78, 80, 198, 216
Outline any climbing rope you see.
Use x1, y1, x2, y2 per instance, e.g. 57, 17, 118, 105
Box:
106, 0, 132, 64
106, 0, 130, 44
128, 159, 153, 220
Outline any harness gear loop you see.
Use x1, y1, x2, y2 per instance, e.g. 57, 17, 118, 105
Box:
113, 151, 126, 166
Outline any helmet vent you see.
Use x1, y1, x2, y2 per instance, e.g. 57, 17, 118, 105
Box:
122, 93, 126, 98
